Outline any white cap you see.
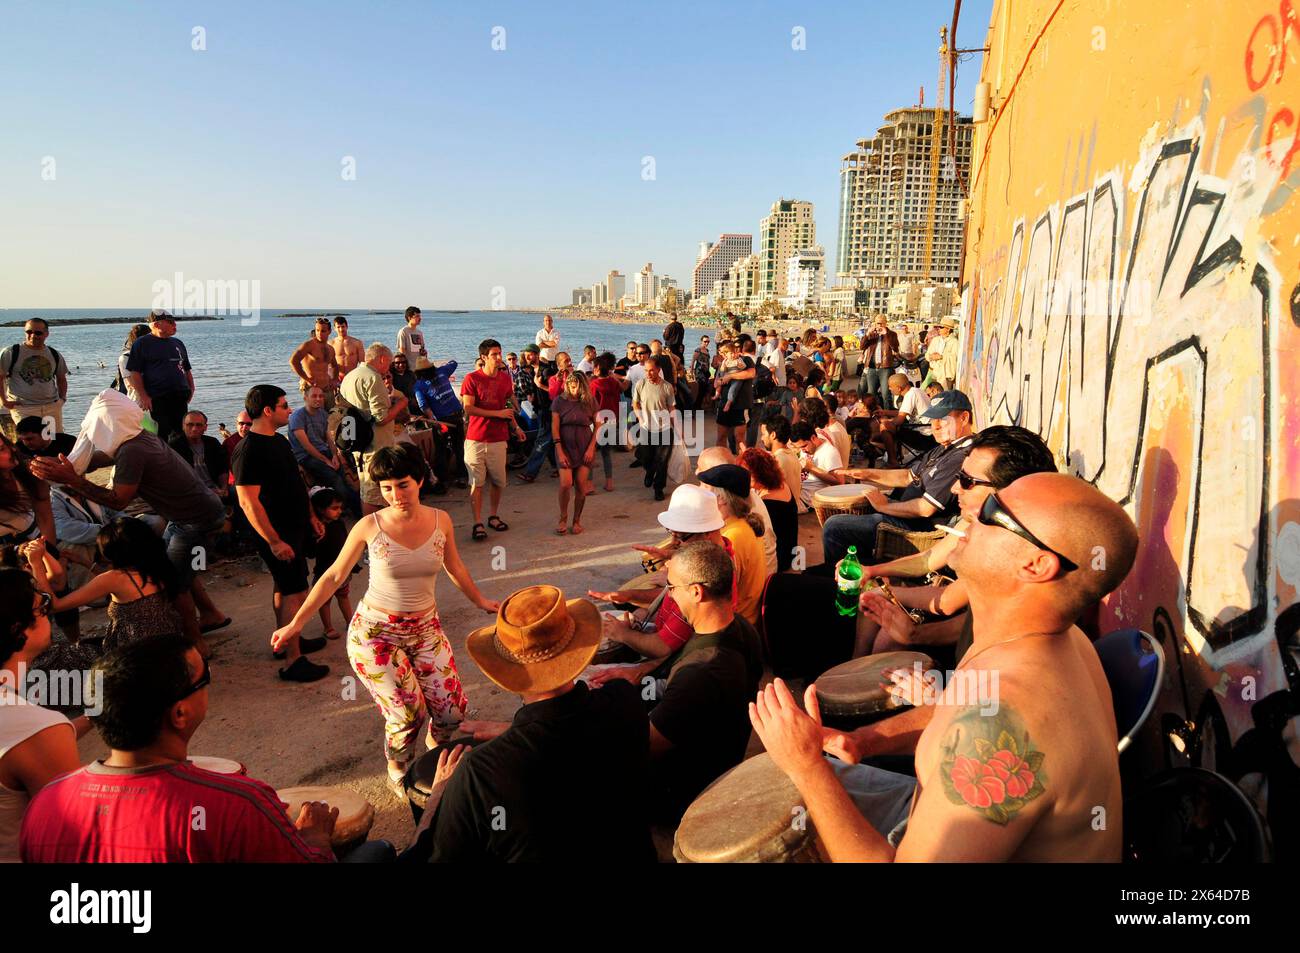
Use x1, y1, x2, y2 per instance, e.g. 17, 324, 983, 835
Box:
656, 484, 725, 535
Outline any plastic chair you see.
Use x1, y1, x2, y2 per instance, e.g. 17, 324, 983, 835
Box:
1092, 628, 1164, 754
1123, 767, 1272, 862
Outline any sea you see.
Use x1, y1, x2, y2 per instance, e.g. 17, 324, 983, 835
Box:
0, 309, 680, 433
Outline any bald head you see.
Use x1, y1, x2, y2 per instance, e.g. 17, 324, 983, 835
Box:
695, 446, 735, 473
956, 473, 1139, 620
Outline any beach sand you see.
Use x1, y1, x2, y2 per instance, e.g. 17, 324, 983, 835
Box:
72, 459, 828, 854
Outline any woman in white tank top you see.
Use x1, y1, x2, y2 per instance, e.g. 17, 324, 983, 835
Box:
0, 568, 85, 862
273, 445, 499, 786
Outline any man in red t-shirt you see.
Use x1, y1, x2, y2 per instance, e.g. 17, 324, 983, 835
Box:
460, 338, 525, 541
21, 635, 340, 863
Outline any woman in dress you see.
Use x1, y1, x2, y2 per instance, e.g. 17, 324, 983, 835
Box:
0, 568, 84, 862
271, 444, 498, 788
552, 370, 597, 535
27, 518, 182, 652
738, 447, 798, 573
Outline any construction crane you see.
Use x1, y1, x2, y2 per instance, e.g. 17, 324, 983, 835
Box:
922, 25, 950, 281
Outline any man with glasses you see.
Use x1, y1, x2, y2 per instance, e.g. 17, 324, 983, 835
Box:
0, 319, 68, 437
21, 635, 341, 862
751, 472, 1137, 862
126, 310, 194, 445
820, 389, 977, 569
232, 384, 329, 683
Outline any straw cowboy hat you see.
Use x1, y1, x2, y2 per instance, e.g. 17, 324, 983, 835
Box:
466, 585, 602, 694
939, 317, 960, 330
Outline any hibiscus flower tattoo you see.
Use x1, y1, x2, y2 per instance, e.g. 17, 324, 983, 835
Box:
939, 706, 1046, 825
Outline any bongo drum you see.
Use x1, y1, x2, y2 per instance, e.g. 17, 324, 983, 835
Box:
814, 650, 934, 729
403, 740, 485, 823
812, 483, 871, 527
673, 753, 825, 863
276, 785, 375, 851
188, 755, 247, 775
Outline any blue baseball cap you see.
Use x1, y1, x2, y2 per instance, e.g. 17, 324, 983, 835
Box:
921, 390, 973, 419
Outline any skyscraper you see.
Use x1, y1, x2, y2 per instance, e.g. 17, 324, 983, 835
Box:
692, 234, 752, 299
834, 106, 974, 313
606, 270, 626, 308
758, 199, 815, 302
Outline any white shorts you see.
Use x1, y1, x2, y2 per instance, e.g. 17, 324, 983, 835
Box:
464, 439, 507, 489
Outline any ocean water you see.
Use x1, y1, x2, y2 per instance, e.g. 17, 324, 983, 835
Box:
1, 309, 678, 432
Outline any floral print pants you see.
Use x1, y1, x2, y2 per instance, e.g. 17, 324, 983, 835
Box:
347, 600, 469, 767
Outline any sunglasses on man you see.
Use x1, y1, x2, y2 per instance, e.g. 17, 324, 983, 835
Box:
978, 493, 1078, 572
956, 469, 997, 490
175, 656, 212, 703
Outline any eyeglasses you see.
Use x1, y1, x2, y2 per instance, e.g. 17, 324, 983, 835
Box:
957, 470, 997, 491
978, 493, 1078, 572
666, 580, 705, 594
175, 657, 211, 703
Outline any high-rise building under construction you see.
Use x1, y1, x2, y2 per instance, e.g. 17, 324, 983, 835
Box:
834, 107, 973, 313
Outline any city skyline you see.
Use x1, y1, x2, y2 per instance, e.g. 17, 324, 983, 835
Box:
2, 0, 992, 309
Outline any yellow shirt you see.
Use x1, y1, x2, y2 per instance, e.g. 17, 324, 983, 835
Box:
721, 516, 767, 626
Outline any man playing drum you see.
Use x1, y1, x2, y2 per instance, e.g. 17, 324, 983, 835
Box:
751, 473, 1137, 861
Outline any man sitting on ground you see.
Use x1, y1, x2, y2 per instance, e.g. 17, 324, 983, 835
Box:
409, 585, 654, 863
21, 635, 340, 862
819, 389, 976, 569
751, 473, 1137, 861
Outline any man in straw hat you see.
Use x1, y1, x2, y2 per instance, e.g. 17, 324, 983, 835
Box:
408, 584, 655, 863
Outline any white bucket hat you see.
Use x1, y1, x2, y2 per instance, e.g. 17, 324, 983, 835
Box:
657, 484, 725, 535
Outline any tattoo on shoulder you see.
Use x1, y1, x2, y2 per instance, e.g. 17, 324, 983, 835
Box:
938, 705, 1047, 825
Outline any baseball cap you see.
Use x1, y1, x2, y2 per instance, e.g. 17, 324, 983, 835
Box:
921, 390, 973, 419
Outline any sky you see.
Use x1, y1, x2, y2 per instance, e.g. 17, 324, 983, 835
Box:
0, 0, 993, 310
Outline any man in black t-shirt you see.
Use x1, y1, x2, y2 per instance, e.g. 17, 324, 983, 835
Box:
662, 318, 685, 359
13, 416, 75, 460
820, 389, 977, 567
407, 585, 654, 863
646, 540, 762, 822
232, 384, 328, 683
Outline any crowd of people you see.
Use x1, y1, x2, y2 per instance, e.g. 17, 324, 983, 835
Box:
0, 306, 1142, 864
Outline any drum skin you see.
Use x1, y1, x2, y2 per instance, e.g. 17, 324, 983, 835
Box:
276, 785, 375, 850
187, 756, 246, 775
815, 651, 934, 723
673, 753, 825, 863
812, 484, 871, 527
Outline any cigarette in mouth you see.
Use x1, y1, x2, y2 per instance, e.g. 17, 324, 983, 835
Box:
938, 524, 967, 538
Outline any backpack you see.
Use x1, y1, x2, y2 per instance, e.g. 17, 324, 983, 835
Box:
3, 342, 64, 381
336, 406, 375, 455
754, 357, 774, 399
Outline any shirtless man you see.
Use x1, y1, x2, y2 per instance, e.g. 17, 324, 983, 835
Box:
290, 319, 339, 406
751, 473, 1137, 862
331, 316, 365, 384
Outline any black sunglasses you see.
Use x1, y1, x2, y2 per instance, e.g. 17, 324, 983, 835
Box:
979, 493, 1078, 572
957, 470, 998, 491
176, 656, 212, 703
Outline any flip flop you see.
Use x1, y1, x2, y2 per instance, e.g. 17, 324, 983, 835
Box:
471, 523, 488, 541
555, 523, 568, 536
487, 515, 509, 532
571, 523, 584, 535
323, 628, 342, 641
199, 617, 233, 635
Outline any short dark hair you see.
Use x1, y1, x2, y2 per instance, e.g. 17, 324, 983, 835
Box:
23, 317, 50, 331
790, 421, 817, 442
245, 385, 286, 419
333, 316, 348, 325
367, 443, 427, 484
183, 409, 208, 424
596, 352, 616, 374
672, 540, 734, 599
968, 426, 1058, 487
478, 338, 501, 357
761, 412, 791, 442
15, 416, 46, 436
309, 487, 343, 515
799, 397, 829, 429
0, 569, 38, 666
405, 306, 421, 320
89, 634, 197, 750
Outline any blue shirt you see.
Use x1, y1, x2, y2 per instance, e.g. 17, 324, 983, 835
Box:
413, 361, 462, 419
125, 335, 191, 397
287, 406, 331, 462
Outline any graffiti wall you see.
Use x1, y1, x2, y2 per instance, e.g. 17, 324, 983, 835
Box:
962, 0, 1300, 791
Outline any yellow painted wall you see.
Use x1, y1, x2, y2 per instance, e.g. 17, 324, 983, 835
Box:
961, 0, 1300, 776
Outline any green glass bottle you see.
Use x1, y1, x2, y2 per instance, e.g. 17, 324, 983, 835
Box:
835, 546, 863, 617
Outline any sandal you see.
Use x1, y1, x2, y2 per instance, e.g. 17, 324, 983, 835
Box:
471, 523, 488, 541
487, 515, 509, 532
323, 628, 342, 641
516, 474, 537, 484
571, 523, 584, 535
555, 521, 568, 536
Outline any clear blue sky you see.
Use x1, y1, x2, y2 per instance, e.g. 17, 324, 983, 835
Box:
0, 0, 992, 309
